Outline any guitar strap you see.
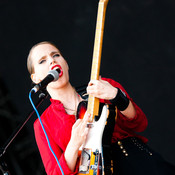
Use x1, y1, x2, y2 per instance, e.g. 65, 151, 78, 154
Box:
75, 84, 89, 100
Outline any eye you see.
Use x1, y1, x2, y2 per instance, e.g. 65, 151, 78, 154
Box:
53, 53, 60, 58
39, 59, 46, 64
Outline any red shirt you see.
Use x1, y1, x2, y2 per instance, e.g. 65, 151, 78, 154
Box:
34, 78, 148, 175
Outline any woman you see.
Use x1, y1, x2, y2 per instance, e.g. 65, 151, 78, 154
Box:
27, 41, 174, 175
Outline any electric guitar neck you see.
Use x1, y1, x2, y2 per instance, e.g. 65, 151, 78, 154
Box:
77, 1, 110, 175
87, 0, 109, 122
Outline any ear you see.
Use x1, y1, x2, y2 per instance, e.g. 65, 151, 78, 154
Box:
31, 73, 40, 84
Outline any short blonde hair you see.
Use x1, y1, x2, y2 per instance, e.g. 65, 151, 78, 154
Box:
27, 41, 59, 74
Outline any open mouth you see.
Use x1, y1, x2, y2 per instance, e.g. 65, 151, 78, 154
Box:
51, 65, 63, 77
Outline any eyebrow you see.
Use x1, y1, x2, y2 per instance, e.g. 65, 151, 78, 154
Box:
38, 55, 47, 63
38, 55, 46, 63
50, 51, 60, 56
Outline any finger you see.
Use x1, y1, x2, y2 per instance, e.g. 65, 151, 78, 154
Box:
81, 114, 90, 128
83, 112, 90, 122
87, 84, 99, 94
99, 75, 102, 81
73, 119, 82, 128
79, 113, 90, 131
88, 80, 98, 86
80, 127, 89, 137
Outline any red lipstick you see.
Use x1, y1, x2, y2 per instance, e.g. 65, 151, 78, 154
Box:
51, 65, 63, 77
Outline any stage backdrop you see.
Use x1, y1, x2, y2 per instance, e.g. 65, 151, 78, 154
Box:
0, 0, 175, 174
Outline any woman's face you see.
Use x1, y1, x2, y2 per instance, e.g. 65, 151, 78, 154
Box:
31, 43, 69, 89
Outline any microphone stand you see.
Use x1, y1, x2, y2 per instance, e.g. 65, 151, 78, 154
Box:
0, 91, 48, 175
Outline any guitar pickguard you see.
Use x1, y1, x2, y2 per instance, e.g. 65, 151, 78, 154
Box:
78, 104, 109, 175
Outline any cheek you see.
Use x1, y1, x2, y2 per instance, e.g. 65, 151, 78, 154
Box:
34, 67, 48, 81
62, 60, 69, 73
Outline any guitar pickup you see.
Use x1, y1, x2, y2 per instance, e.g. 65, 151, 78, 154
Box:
79, 165, 89, 172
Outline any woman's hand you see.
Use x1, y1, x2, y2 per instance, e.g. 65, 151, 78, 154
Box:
69, 112, 90, 149
87, 77, 117, 100
64, 112, 90, 171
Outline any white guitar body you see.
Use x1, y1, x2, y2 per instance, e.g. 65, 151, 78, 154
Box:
78, 104, 109, 175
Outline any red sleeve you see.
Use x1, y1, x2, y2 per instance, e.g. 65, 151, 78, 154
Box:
34, 119, 79, 175
101, 78, 148, 133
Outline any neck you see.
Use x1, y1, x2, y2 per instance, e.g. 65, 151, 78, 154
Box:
47, 82, 82, 115
48, 82, 75, 103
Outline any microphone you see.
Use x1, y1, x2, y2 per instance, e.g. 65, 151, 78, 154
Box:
31, 69, 59, 93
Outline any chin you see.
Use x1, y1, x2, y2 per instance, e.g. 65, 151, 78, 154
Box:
49, 78, 69, 90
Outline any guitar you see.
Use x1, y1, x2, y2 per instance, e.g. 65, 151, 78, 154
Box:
76, 0, 113, 175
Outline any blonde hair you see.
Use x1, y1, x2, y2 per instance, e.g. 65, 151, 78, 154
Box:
27, 41, 59, 74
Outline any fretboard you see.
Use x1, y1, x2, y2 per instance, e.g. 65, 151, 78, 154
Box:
87, 0, 109, 122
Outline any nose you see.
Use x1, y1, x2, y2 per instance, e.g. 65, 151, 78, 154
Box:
49, 56, 56, 65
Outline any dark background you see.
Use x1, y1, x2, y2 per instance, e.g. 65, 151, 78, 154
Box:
0, 0, 175, 174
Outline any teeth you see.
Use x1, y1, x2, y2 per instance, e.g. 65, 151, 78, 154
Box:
53, 67, 58, 70
53, 67, 61, 73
